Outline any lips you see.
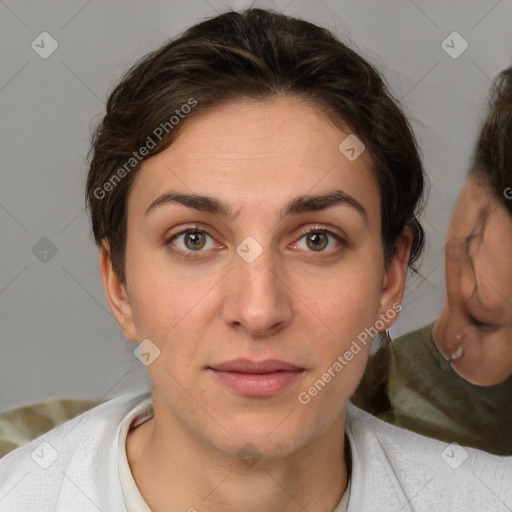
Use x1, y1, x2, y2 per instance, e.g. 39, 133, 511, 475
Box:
209, 358, 303, 373
208, 358, 305, 396
448, 345, 464, 361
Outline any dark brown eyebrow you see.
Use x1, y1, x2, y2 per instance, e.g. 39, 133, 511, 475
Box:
144, 192, 240, 220
280, 190, 367, 221
144, 189, 367, 222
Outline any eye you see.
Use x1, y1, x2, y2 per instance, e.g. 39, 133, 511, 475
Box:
468, 314, 500, 333
293, 225, 344, 253
165, 224, 346, 260
166, 227, 219, 258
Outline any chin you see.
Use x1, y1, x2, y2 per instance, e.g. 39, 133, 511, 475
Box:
224, 417, 309, 457
450, 361, 506, 386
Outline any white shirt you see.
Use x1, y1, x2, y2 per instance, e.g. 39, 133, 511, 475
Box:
117, 399, 152, 512
0, 389, 510, 511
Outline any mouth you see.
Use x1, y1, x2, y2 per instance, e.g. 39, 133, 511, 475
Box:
444, 333, 466, 362
207, 358, 305, 397
448, 345, 464, 362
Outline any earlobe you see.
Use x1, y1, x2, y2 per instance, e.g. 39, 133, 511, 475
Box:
99, 240, 138, 341
377, 228, 413, 329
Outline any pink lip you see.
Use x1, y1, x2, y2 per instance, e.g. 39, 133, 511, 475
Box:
208, 358, 305, 397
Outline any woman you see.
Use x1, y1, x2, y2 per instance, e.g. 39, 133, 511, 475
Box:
0, 9, 510, 512
353, 67, 512, 455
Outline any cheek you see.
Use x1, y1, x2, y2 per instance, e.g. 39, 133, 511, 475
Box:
127, 235, 384, 358
297, 339, 371, 430
297, 266, 382, 379
479, 333, 512, 366
305, 260, 383, 332
125, 244, 215, 355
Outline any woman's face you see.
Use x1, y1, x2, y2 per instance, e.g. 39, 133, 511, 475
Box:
103, 96, 409, 459
434, 173, 512, 385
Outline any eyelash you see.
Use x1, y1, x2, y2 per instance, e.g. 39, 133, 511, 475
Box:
468, 314, 499, 333
164, 224, 345, 260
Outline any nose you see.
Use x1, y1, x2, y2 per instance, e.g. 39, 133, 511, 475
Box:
220, 245, 293, 337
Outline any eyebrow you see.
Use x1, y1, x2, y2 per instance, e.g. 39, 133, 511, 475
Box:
144, 189, 367, 222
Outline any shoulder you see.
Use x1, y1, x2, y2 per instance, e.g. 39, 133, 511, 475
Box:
385, 322, 442, 396
0, 390, 151, 512
351, 323, 436, 415
345, 403, 512, 511
385, 322, 438, 373
0, 397, 100, 457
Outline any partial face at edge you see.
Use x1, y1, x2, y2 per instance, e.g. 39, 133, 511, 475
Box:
434, 173, 512, 385
103, 96, 409, 458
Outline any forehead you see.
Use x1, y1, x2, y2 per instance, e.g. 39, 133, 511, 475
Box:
128, 96, 381, 224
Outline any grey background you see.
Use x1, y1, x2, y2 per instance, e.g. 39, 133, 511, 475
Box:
1, 0, 511, 410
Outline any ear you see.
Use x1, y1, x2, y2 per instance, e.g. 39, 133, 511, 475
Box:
99, 240, 138, 341
376, 227, 413, 329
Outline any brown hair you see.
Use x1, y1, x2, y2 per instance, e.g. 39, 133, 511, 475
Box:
86, 8, 425, 283
470, 65, 512, 217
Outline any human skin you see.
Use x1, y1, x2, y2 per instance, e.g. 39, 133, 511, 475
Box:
433, 173, 512, 385
99, 96, 411, 511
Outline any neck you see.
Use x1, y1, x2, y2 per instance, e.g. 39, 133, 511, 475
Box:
127, 394, 349, 512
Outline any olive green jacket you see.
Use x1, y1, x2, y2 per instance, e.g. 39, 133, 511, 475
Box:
352, 322, 512, 455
